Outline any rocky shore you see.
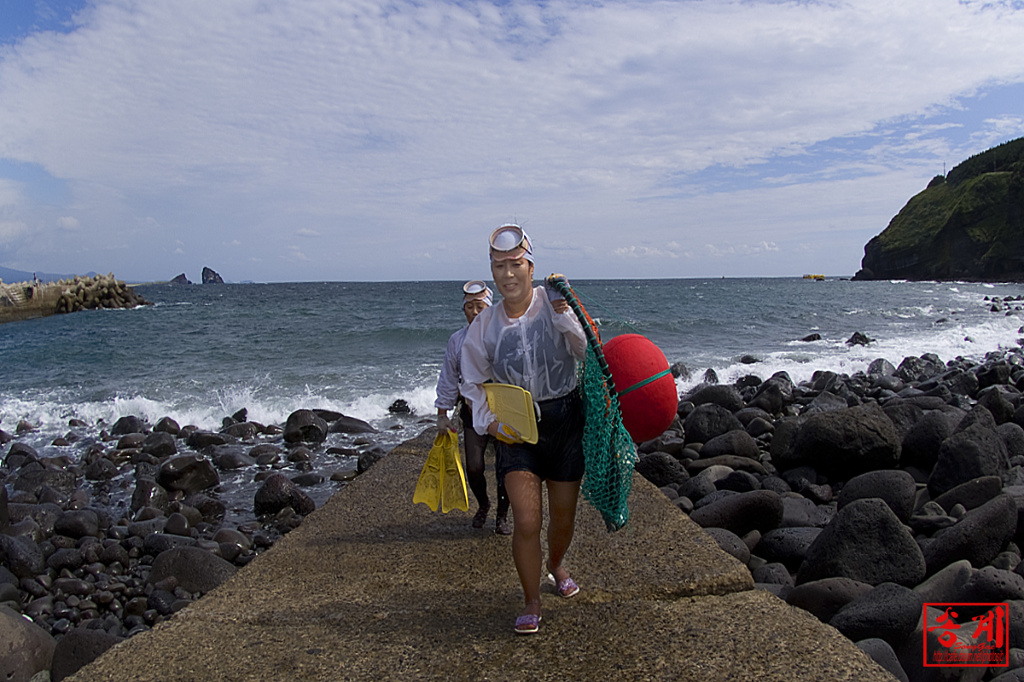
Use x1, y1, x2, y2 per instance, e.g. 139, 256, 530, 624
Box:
641, 342, 1024, 682
0, 406, 399, 681
7, 331, 1024, 679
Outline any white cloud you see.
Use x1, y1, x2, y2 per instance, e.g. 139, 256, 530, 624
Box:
0, 0, 1022, 280
56, 216, 79, 230
0, 220, 28, 244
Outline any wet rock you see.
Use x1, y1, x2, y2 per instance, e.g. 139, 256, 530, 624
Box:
148, 547, 237, 593
283, 410, 329, 444
50, 628, 123, 682
142, 432, 177, 459
253, 473, 315, 517
157, 455, 219, 495
0, 605, 56, 681
0, 534, 45, 578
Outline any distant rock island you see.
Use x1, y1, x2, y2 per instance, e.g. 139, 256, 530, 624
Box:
202, 267, 224, 284
853, 136, 1024, 281
168, 267, 225, 284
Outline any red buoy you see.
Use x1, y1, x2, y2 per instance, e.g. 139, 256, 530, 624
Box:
602, 334, 677, 443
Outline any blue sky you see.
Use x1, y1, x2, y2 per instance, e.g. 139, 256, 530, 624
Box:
2, 0, 1024, 283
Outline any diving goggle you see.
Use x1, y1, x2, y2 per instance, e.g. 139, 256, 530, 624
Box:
463, 280, 493, 305
489, 224, 534, 262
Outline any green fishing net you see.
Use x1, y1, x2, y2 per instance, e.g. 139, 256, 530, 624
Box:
578, 343, 638, 531
547, 275, 637, 531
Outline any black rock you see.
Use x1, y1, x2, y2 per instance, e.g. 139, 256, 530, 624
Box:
921, 494, 1018, 577
785, 403, 901, 478
634, 452, 690, 488
698, 430, 760, 460
283, 409, 329, 444
928, 422, 1010, 497
829, 582, 924, 650
254, 472, 315, 517
51, 628, 123, 682
837, 470, 916, 523
855, 638, 909, 682
148, 546, 237, 594
796, 498, 926, 587
683, 404, 743, 446
157, 455, 220, 495
786, 576, 873, 622
687, 384, 745, 412
756, 527, 821, 572
201, 267, 224, 284
689, 489, 784, 536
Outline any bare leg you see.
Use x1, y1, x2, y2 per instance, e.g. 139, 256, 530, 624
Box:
505, 470, 544, 616
545, 479, 581, 582
462, 427, 489, 511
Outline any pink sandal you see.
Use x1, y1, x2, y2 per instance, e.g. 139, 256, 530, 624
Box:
548, 572, 580, 598
514, 613, 541, 634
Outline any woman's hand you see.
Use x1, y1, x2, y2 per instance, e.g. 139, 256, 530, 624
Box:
552, 299, 568, 315
488, 420, 523, 444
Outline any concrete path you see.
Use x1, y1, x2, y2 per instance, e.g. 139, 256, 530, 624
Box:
69, 430, 896, 681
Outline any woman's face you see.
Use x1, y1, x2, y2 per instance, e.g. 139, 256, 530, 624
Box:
490, 256, 534, 309
463, 299, 487, 324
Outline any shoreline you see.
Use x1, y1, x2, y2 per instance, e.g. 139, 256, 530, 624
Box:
4, 335, 1024, 678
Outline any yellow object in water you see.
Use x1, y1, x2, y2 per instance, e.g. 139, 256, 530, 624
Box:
484, 383, 539, 445
413, 430, 469, 513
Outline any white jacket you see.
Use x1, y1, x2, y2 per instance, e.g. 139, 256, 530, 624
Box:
461, 286, 587, 435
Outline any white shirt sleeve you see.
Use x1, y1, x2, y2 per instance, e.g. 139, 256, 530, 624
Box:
546, 294, 588, 360
433, 327, 467, 411
460, 310, 497, 435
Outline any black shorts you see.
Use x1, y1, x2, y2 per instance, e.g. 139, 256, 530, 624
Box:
497, 389, 584, 482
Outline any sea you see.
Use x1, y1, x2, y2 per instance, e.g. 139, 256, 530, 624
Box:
2, 277, 1024, 520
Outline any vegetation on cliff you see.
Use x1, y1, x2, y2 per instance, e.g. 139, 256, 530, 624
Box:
854, 136, 1024, 281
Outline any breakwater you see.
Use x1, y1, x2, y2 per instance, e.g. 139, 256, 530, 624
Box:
0, 274, 149, 325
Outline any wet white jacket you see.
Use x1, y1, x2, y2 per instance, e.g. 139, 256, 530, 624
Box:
461, 286, 587, 435
434, 325, 469, 411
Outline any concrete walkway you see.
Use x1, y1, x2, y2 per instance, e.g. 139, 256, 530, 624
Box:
69, 430, 895, 681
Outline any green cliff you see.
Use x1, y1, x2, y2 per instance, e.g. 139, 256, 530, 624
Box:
853, 136, 1024, 281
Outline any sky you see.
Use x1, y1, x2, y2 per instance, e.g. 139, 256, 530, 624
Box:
1, 0, 1024, 283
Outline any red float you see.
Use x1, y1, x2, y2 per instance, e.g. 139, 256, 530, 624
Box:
602, 333, 677, 443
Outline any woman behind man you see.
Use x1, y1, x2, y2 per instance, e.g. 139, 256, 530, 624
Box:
434, 281, 511, 534
461, 224, 588, 635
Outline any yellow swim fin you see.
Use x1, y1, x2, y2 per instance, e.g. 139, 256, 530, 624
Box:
440, 430, 469, 513
413, 432, 446, 511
